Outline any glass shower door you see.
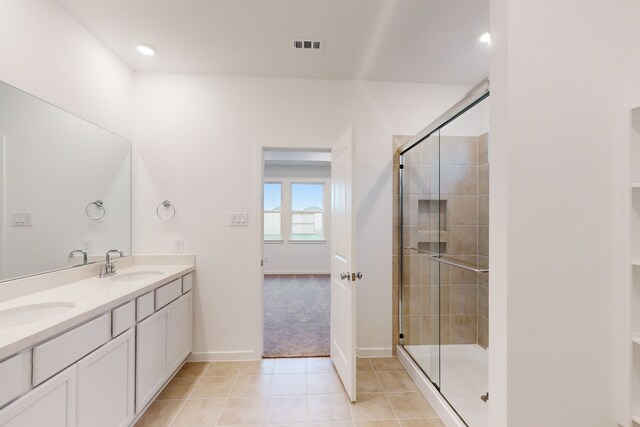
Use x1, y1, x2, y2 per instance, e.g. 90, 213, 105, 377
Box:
436, 99, 490, 427
401, 130, 442, 387
399, 82, 490, 427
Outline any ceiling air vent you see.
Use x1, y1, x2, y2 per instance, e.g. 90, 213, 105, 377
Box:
292, 38, 323, 50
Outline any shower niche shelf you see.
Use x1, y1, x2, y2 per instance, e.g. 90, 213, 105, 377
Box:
415, 198, 448, 245
417, 230, 449, 243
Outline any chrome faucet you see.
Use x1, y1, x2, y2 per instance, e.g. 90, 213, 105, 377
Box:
100, 249, 124, 278
68, 249, 88, 266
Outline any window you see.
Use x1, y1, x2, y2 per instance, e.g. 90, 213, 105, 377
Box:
264, 182, 282, 240
291, 183, 324, 240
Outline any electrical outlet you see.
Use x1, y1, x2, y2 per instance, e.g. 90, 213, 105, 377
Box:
174, 239, 184, 253
81, 239, 92, 254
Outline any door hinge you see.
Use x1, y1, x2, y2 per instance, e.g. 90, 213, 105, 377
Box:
261, 260, 264, 267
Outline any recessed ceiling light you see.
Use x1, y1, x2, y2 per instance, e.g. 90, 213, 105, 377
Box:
135, 44, 156, 56
479, 32, 491, 45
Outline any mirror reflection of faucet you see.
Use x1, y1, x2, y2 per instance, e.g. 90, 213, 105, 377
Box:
68, 249, 88, 266
100, 250, 124, 278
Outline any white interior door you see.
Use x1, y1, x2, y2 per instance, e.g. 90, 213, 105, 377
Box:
330, 127, 357, 402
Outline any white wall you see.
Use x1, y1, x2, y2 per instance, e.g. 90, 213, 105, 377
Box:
489, 0, 640, 425
0, 0, 133, 139
132, 73, 472, 358
263, 163, 331, 274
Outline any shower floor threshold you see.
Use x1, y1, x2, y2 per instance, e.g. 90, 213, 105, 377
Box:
403, 344, 488, 427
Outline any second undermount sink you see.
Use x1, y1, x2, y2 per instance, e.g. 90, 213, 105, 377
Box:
109, 271, 164, 282
0, 302, 76, 328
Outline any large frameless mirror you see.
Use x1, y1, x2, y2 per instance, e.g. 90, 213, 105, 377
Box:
0, 81, 132, 282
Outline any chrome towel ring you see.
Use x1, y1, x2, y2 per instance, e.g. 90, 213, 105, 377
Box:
156, 200, 176, 222
86, 200, 106, 221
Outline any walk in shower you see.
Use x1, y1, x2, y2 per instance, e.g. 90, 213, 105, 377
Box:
398, 80, 489, 426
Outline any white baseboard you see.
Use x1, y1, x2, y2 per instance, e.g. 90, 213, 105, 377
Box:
397, 346, 466, 427
187, 350, 261, 361
263, 270, 331, 275
357, 347, 393, 357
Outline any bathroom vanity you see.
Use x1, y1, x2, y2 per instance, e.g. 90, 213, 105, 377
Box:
0, 256, 195, 427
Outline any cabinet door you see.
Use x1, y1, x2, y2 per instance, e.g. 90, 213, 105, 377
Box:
135, 306, 169, 413
0, 365, 76, 427
167, 292, 193, 373
77, 329, 135, 427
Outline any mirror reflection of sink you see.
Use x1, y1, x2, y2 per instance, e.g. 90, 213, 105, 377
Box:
0, 302, 75, 328
109, 271, 164, 282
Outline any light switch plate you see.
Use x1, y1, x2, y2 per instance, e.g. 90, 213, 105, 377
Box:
174, 239, 184, 253
12, 212, 33, 226
229, 212, 248, 226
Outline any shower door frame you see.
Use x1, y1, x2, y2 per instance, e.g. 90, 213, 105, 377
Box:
397, 78, 490, 422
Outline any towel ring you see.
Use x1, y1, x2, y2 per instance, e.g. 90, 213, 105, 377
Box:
156, 200, 176, 222
86, 200, 106, 221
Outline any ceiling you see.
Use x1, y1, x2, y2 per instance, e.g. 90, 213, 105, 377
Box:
57, 0, 489, 84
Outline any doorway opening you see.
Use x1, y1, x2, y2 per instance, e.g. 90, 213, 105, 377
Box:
262, 149, 332, 358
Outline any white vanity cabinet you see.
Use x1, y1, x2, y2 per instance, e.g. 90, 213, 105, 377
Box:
135, 304, 170, 412
0, 366, 77, 427
77, 329, 135, 427
167, 291, 193, 374
136, 291, 192, 412
0, 270, 194, 427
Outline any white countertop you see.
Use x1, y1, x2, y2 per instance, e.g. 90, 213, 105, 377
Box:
0, 261, 195, 360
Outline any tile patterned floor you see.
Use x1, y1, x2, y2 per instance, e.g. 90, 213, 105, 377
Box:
135, 357, 444, 427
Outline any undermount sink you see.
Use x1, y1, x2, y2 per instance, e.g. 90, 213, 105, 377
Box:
0, 302, 76, 328
109, 271, 164, 282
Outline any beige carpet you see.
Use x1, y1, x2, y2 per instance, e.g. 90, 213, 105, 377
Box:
263, 274, 330, 357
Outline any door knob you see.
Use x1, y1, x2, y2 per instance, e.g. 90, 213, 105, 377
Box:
355, 272, 363, 280
340, 272, 350, 280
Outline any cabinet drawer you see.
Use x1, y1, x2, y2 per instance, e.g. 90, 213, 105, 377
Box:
136, 292, 155, 322
155, 278, 182, 310
32, 313, 111, 386
0, 351, 31, 408
112, 300, 135, 337
182, 272, 193, 293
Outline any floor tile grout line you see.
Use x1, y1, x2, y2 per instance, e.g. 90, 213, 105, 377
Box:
167, 362, 212, 427
214, 364, 243, 427
371, 364, 401, 421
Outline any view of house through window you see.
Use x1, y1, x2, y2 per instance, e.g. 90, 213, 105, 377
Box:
291, 183, 324, 240
264, 182, 282, 240
263, 182, 325, 241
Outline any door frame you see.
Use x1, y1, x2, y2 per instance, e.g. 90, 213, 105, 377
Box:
252, 141, 334, 358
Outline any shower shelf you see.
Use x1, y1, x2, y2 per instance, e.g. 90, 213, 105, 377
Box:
418, 230, 449, 243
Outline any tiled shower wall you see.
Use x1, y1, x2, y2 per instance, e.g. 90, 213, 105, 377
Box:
392, 133, 489, 354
